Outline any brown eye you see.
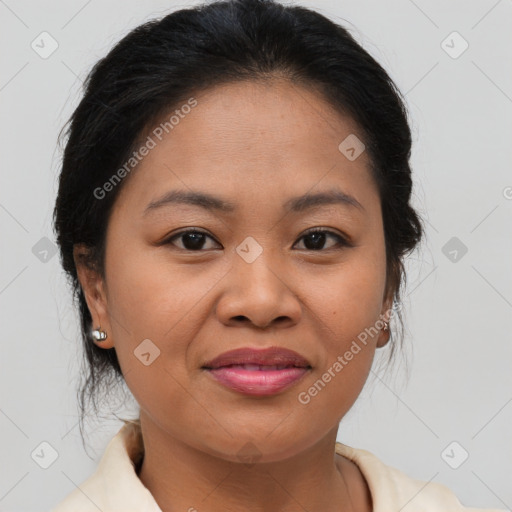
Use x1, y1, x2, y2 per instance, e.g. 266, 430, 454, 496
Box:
294, 228, 349, 251
163, 227, 349, 252
165, 229, 221, 251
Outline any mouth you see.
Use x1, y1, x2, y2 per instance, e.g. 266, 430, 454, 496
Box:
202, 347, 312, 396
206, 363, 307, 371
204, 365, 311, 396
202, 346, 311, 369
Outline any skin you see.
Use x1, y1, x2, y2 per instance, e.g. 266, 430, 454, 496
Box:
74, 78, 394, 512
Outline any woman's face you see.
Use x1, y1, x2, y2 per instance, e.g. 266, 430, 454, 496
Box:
77, 79, 392, 461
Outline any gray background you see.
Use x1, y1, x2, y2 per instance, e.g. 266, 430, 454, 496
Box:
1, 0, 511, 510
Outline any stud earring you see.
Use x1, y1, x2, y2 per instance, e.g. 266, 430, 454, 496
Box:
383, 321, 389, 331
91, 326, 108, 342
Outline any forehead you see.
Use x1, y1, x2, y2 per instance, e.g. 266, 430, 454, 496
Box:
112, 79, 378, 216
150, 79, 365, 163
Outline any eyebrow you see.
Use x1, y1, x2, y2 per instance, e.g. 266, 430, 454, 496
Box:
143, 188, 364, 216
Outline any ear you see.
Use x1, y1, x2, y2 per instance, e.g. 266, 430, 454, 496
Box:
376, 292, 394, 349
73, 243, 114, 349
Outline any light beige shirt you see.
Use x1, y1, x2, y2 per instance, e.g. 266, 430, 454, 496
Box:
50, 421, 506, 512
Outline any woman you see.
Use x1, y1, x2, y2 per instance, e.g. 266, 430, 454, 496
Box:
50, 0, 505, 510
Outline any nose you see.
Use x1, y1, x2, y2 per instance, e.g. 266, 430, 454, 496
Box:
215, 250, 302, 330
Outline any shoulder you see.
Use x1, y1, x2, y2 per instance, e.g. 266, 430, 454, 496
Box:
335, 442, 506, 512
50, 422, 161, 512
49, 477, 109, 512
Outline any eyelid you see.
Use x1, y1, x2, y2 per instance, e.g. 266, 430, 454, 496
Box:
162, 226, 352, 251
294, 227, 352, 249
164, 227, 221, 247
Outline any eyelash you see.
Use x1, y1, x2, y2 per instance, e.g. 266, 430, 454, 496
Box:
163, 227, 350, 252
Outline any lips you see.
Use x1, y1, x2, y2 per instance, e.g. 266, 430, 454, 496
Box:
202, 346, 312, 370
202, 347, 312, 396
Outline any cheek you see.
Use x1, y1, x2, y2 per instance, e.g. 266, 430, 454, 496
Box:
103, 242, 180, 360
105, 241, 194, 331
316, 247, 387, 336
296, 279, 382, 427
103, 240, 227, 373
103, 247, 203, 413
304, 246, 386, 389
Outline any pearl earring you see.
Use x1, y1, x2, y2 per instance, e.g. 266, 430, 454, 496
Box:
91, 326, 108, 342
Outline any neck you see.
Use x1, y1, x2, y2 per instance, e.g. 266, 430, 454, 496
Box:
137, 413, 371, 512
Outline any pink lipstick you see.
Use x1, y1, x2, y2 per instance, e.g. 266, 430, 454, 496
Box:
202, 347, 311, 396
